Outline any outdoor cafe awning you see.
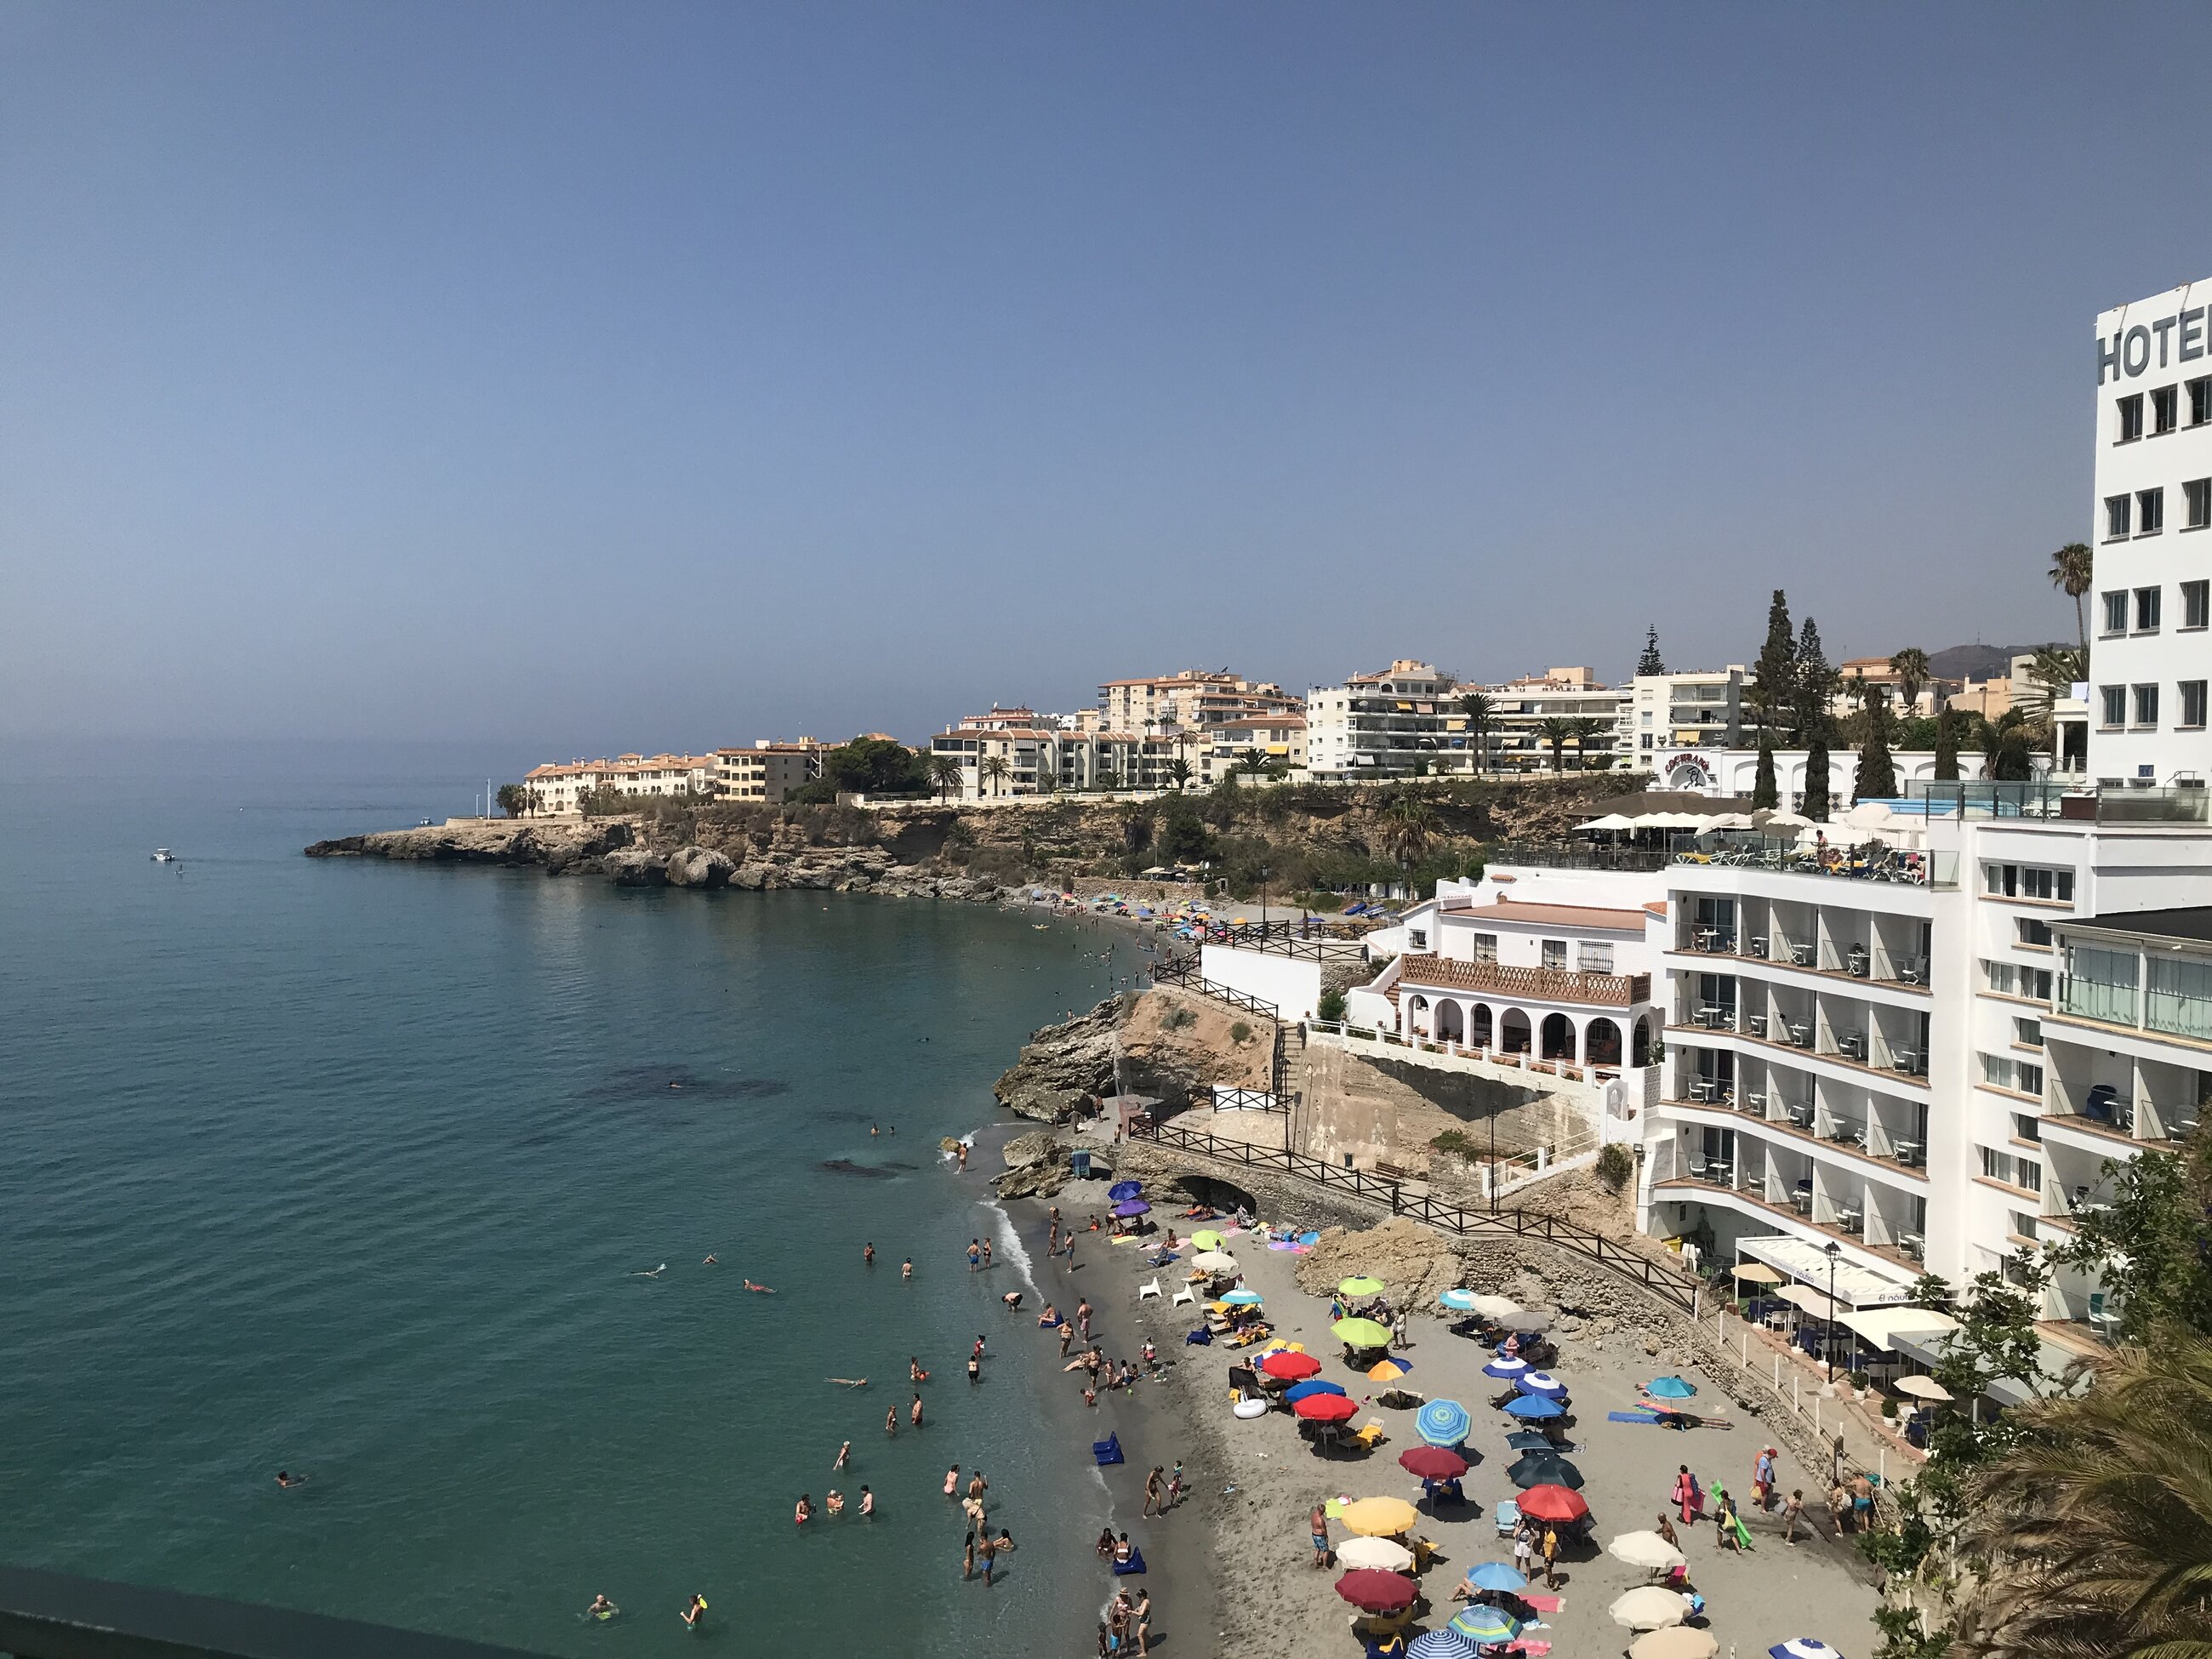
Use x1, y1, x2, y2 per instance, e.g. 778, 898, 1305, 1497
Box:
1839, 1306, 1959, 1353
1737, 1234, 1919, 1308
1774, 1283, 1847, 1322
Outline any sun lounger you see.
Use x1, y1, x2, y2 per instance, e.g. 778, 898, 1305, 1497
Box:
1137, 1276, 1161, 1300
1092, 1432, 1125, 1466
1172, 1285, 1197, 1308
1351, 1421, 1388, 1451
1495, 1499, 1520, 1536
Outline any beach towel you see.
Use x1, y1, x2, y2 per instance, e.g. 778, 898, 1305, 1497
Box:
1609, 1411, 1665, 1425
1519, 1596, 1565, 1614
1506, 1641, 1552, 1656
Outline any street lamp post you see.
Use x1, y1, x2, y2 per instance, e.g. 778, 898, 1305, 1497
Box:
1824, 1240, 1843, 1382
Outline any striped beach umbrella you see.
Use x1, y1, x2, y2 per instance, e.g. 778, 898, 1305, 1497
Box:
1220, 1288, 1264, 1306
1415, 1398, 1472, 1446
1515, 1371, 1569, 1400
1770, 1644, 1844, 1659
1448, 1607, 1521, 1645
1437, 1288, 1479, 1312
1483, 1356, 1530, 1380
1409, 1632, 1483, 1659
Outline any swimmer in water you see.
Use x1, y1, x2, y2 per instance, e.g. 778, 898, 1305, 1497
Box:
744, 1280, 776, 1294
680, 1593, 706, 1628
864, 1242, 875, 1265
274, 1470, 302, 1488
830, 1377, 868, 1388
835, 1440, 851, 1470
902, 1258, 914, 1280
586, 1594, 618, 1621
702, 1254, 717, 1266
631, 1263, 667, 1278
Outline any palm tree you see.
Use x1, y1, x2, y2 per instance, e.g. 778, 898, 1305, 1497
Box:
2049, 541, 2095, 653
929, 754, 964, 801
1889, 646, 1932, 715
2015, 645, 2088, 746
1458, 691, 1497, 777
1568, 716, 1606, 770
1166, 757, 1192, 791
1237, 747, 1271, 780
1381, 793, 1440, 869
978, 755, 1012, 798
1958, 1327, 2212, 1659
1537, 717, 1574, 774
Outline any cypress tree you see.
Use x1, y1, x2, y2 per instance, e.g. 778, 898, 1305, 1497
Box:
1749, 590, 1796, 740
1792, 617, 1836, 740
1637, 625, 1666, 676
1752, 736, 1778, 809
1802, 730, 1832, 822
1852, 681, 1899, 803
1933, 707, 1960, 782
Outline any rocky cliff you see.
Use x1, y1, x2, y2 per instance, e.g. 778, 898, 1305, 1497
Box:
990, 987, 1276, 1123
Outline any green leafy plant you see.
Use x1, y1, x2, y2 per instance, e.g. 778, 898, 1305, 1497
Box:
1228, 1020, 1253, 1045
1595, 1143, 1633, 1194
1316, 989, 1348, 1023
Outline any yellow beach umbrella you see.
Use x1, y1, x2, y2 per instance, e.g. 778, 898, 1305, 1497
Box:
1631, 1628, 1719, 1659
1339, 1496, 1421, 1537
1368, 1357, 1415, 1382
1191, 1229, 1227, 1251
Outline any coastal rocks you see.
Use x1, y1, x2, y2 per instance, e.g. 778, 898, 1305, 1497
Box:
992, 1132, 1077, 1200
1291, 1216, 1468, 1312
543, 822, 633, 875
991, 988, 1273, 1126
604, 849, 668, 887
1001, 1128, 1065, 1169
992, 996, 1128, 1123
664, 845, 734, 889
305, 818, 635, 874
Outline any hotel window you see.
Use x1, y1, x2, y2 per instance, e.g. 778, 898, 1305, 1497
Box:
2101, 684, 2127, 727
2118, 392, 2145, 441
2139, 488, 2165, 534
2190, 481, 2212, 530
1979, 1145, 2016, 1184
2015, 1016, 2044, 1048
1576, 941, 1614, 974
2194, 377, 2212, 425
2185, 681, 2210, 729
2134, 683, 2161, 727
2105, 495, 2132, 539
2153, 384, 2180, 434
2146, 955, 2212, 1042
2018, 916, 2055, 948
2010, 1211, 2040, 1243
2013, 1112, 2042, 1143
2101, 590, 2129, 635
2185, 579, 2210, 629
2023, 966, 2053, 1001
1542, 938, 1568, 970
2061, 944, 2139, 1024
1472, 932, 1497, 963
2136, 586, 2163, 630
1984, 959, 2018, 995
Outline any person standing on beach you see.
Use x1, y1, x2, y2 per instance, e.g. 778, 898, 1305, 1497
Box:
1514, 1525, 1536, 1581
1132, 1588, 1151, 1656
1078, 1297, 1093, 1340
1782, 1488, 1804, 1547
1142, 1466, 1165, 1516
1166, 1461, 1185, 1509
982, 1238, 993, 1269
1310, 1502, 1331, 1567
968, 1239, 981, 1271
1673, 1464, 1700, 1524
1753, 1446, 1776, 1511
1060, 1321, 1075, 1358
1656, 1513, 1679, 1549
1542, 1523, 1560, 1588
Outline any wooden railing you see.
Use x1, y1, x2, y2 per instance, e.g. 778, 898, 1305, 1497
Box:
1127, 1120, 1696, 1314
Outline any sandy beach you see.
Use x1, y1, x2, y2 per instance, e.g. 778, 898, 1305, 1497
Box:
1026, 1182, 1884, 1659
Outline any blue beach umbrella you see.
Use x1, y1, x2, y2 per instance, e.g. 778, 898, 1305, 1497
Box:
1108, 1180, 1143, 1201
1448, 1607, 1521, 1645
1285, 1379, 1349, 1403
1438, 1288, 1479, 1312
1514, 1371, 1569, 1400
1646, 1375, 1697, 1400
1483, 1356, 1529, 1380
1770, 1645, 1843, 1659
1503, 1430, 1554, 1452
1416, 1399, 1473, 1446
1502, 1394, 1565, 1421
1408, 1633, 1482, 1659
1465, 1561, 1530, 1593
1220, 1288, 1264, 1306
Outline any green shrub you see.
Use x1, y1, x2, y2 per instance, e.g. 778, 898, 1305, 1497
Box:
1850, 1370, 1872, 1392
1162, 1005, 1196, 1032
1228, 1020, 1253, 1045
1880, 1394, 1899, 1419
1316, 989, 1348, 1023
1594, 1143, 1633, 1194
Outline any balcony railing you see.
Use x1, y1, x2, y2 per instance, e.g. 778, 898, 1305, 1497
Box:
1397, 954, 1649, 1007
1488, 840, 1672, 873
0, 1565, 548, 1659
1907, 779, 2210, 824
1674, 835, 1936, 885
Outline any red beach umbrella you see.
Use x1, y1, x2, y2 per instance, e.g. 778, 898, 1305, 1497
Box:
1295, 1393, 1360, 1422
1517, 1483, 1591, 1523
1335, 1569, 1419, 1613
1263, 1350, 1324, 1382
1398, 1445, 1470, 1480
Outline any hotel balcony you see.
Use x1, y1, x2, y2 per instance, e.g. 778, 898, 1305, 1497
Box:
1646, 1132, 1928, 1269
1668, 975, 1930, 1092
1666, 1050, 1929, 1182
1672, 894, 1933, 998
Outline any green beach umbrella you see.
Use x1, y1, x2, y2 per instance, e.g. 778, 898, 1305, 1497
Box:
1191, 1229, 1227, 1252
1333, 1317, 1392, 1349
1338, 1276, 1386, 1298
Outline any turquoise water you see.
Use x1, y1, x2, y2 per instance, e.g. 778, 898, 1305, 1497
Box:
1, 744, 1123, 1655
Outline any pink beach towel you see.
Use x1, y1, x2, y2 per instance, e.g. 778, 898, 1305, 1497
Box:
1519, 1595, 1565, 1613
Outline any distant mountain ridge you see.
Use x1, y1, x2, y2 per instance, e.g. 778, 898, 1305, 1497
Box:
1925, 642, 2057, 681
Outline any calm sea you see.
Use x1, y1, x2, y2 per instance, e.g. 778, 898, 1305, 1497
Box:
0, 741, 1127, 1656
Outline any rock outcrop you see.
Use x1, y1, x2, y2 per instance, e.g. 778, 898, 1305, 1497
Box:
992, 997, 1127, 1122
605, 848, 669, 887
664, 845, 734, 888
991, 1127, 1077, 1199
989, 987, 1274, 1123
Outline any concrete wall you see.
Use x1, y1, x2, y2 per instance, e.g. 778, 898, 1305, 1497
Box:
1200, 943, 1324, 1020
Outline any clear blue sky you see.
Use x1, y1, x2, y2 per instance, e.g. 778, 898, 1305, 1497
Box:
5, 3, 2209, 752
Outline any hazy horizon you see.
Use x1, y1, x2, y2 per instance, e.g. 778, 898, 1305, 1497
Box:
5, 3, 2203, 752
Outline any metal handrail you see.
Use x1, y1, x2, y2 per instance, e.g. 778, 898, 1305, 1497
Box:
1127, 1121, 1696, 1313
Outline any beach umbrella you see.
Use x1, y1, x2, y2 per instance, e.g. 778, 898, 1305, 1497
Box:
1503, 1431, 1554, 1452
1502, 1394, 1564, 1421
1408, 1629, 1483, 1659
1336, 1536, 1416, 1573
1112, 1199, 1151, 1217
1632, 1628, 1719, 1659
1191, 1251, 1240, 1275
1286, 1379, 1349, 1403
1470, 1294, 1522, 1319
1506, 1451, 1584, 1491
1609, 1531, 1689, 1572
1894, 1375, 1952, 1402
1221, 1288, 1264, 1306
1514, 1371, 1569, 1400
1190, 1229, 1226, 1251
1336, 1570, 1419, 1614
1483, 1356, 1530, 1380
1295, 1393, 1360, 1423
1416, 1399, 1472, 1446
1611, 1588, 1689, 1631
1447, 1607, 1522, 1645
1500, 1311, 1552, 1333
1464, 1561, 1529, 1593
1645, 1375, 1697, 1400
1438, 1288, 1479, 1312
1367, 1356, 1414, 1382
1734, 1263, 1784, 1285
1339, 1496, 1421, 1537
1397, 1446, 1469, 1480
1339, 1275, 1387, 1298
1333, 1317, 1393, 1349
1770, 1642, 1844, 1659
1262, 1350, 1322, 1382
1515, 1484, 1589, 1524
1108, 1180, 1143, 1200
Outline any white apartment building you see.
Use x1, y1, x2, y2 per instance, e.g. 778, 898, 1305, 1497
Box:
1197, 714, 1308, 784
1097, 670, 1303, 736
1305, 660, 1465, 777
1626, 667, 1747, 768
2092, 279, 2212, 785
522, 753, 715, 812
928, 709, 1181, 799
714, 742, 819, 803
1486, 669, 1630, 774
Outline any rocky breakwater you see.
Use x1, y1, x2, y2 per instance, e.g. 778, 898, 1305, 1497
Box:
991, 986, 1276, 1123
306, 815, 1018, 902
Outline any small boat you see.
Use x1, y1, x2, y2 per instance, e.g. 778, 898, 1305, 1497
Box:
151, 848, 178, 864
